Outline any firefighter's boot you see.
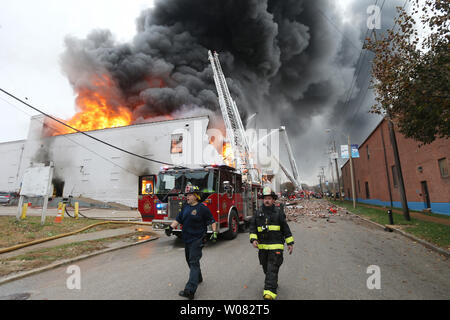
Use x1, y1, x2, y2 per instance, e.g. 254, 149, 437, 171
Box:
263, 293, 275, 300
179, 290, 194, 300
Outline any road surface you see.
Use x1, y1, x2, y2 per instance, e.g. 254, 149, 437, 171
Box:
1, 212, 449, 300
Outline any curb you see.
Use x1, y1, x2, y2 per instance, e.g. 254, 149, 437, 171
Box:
350, 213, 449, 258
0, 235, 160, 286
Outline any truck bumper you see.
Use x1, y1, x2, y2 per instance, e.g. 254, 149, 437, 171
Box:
152, 219, 215, 234
152, 219, 176, 230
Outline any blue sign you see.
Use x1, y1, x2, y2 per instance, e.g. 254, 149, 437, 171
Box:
351, 144, 360, 158
341, 144, 360, 159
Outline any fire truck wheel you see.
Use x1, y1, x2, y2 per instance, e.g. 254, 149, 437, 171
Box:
239, 220, 248, 232
174, 232, 182, 239
223, 210, 239, 240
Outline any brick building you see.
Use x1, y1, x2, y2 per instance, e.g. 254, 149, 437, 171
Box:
341, 118, 450, 216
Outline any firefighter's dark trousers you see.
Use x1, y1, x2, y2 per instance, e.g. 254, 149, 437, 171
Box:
184, 238, 204, 294
258, 249, 284, 298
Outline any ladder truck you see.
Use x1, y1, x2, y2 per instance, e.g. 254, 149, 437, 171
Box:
208, 50, 261, 185
259, 127, 302, 192
137, 51, 263, 239
279, 126, 302, 190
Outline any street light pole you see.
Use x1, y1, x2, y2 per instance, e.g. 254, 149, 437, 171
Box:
317, 174, 323, 194
348, 135, 357, 209
333, 140, 342, 201
380, 121, 394, 209
320, 166, 326, 196
325, 128, 356, 205
329, 157, 336, 201
387, 118, 410, 221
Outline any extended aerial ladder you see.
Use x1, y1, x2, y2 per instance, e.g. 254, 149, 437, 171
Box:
279, 126, 302, 190
259, 139, 301, 191
208, 51, 260, 184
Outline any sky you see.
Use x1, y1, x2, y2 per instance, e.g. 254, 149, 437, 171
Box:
0, 0, 154, 141
0, 0, 409, 186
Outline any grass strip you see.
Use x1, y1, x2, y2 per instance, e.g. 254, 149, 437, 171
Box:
0, 232, 152, 277
331, 200, 450, 249
0, 216, 130, 249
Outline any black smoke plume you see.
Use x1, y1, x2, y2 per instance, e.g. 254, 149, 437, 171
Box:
60, 0, 405, 184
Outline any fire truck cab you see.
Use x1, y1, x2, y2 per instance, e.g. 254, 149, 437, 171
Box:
138, 165, 261, 240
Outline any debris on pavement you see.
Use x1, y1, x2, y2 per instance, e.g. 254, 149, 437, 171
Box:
283, 199, 348, 223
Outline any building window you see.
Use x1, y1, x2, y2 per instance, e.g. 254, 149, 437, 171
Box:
365, 181, 370, 199
391, 165, 398, 188
170, 134, 183, 154
438, 158, 448, 178
140, 176, 154, 195
367, 145, 370, 160
358, 180, 361, 193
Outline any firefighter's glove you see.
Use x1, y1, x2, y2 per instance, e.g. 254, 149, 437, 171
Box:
210, 231, 218, 243
165, 226, 173, 237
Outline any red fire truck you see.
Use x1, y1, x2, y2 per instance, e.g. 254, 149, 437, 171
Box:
138, 165, 261, 240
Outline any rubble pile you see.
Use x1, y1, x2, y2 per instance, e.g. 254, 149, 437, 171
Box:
282, 199, 348, 223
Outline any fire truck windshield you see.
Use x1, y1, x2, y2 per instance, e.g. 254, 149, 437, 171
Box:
155, 170, 217, 195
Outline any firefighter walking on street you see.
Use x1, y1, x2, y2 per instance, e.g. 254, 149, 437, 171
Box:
249, 186, 294, 300
165, 184, 217, 300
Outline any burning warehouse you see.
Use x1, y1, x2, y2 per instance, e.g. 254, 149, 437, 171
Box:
0, 113, 225, 208
0, 0, 333, 205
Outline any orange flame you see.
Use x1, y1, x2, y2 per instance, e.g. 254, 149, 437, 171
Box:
222, 142, 236, 168
50, 74, 132, 136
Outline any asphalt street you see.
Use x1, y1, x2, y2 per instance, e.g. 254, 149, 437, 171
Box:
0, 213, 449, 300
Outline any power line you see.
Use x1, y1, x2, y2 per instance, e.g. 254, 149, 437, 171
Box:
341, 0, 383, 124
315, 8, 361, 51
332, 0, 411, 171
347, 0, 411, 135
0, 87, 175, 167
324, 0, 382, 171
0, 95, 141, 177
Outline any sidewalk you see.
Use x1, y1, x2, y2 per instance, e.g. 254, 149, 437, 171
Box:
0, 224, 159, 285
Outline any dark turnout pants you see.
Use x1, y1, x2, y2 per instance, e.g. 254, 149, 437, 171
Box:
258, 249, 284, 298
184, 237, 204, 294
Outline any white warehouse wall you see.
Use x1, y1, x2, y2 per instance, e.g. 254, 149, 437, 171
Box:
14, 114, 218, 207
0, 140, 25, 192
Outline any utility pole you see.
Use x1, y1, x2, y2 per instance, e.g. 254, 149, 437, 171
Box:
387, 118, 410, 221
329, 157, 336, 201
380, 121, 394, 209
348, 135, 357, 209
333, 140, 342, 201
320, 166, 326, 197
317, 174, 323, 194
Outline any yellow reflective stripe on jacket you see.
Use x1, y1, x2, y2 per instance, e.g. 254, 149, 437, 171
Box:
257, 225, 281, 232
285, 236, 294, 244
263, 290, 277, 299
249, 233, 258, 240
257, 243, 284, 250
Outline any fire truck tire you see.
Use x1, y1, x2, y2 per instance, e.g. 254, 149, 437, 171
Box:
239, 220, 248, 232
174, 232, 182, 239
223, 210, 239, 240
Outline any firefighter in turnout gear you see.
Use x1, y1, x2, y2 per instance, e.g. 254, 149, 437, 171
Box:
165, 183, 217, 300
249, 187, 294, 300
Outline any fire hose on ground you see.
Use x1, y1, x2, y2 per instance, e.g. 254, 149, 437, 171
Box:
0, 220, 156, 255
64, 206, 140, 221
